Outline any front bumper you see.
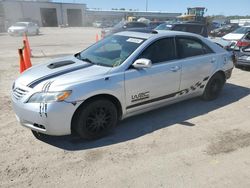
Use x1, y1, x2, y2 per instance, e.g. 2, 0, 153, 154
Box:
8, 30, 26, 36
11, 94, 79, 136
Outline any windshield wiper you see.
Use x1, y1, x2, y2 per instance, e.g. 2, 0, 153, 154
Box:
75, 53, 94, 64
80, 58, 93, 64
75, 54, 112, 67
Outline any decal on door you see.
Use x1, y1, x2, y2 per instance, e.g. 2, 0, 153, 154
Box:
131, 92, 150, 102
127, 76, 210, 109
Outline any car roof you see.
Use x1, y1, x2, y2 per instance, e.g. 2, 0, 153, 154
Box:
115, 31, 153, 39
164, 22, 205, 26
115, 30, 203, 39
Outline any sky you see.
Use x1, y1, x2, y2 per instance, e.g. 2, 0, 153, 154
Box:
53, 0, 250, 16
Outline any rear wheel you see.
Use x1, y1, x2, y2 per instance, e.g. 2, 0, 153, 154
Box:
74, 99, 118, 139
202, 73, 225, 101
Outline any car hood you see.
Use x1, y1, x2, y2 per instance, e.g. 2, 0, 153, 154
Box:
222, 33, 244, 41
15, 55, 112, 90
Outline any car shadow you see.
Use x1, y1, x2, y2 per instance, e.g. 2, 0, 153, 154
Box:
38, 83, 250, 151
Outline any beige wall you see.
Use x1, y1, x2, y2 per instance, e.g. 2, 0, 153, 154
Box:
2, 1, 86, 26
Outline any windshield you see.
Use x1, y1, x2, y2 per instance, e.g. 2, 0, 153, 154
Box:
78, 35, 145, 67
13, 22, 27, 27
232, 27, 250, 34
155, 23, 172, 30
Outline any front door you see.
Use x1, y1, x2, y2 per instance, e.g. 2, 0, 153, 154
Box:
125, 37, 181, 113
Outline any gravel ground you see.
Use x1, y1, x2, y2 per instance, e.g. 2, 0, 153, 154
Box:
0, 27, 250, 188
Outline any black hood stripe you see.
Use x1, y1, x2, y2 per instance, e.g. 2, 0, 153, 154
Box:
27, 64, 93, 88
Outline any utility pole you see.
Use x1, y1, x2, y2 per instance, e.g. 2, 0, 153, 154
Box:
146, 0, 148, 12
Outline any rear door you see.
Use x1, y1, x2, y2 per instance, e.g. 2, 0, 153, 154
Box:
176, 36, 216, 94
125, 37, 181, 112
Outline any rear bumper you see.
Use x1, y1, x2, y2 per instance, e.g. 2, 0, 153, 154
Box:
11, 95, 79, 136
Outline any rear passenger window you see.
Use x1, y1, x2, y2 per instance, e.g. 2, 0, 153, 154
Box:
173, 25, 187, 32
138, 38, 176, 64
176, 38, 213, 58
186, 25, 202, 34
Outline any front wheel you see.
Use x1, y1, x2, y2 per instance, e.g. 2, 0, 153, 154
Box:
202, 73, 225, 101
31, 130, 46, 140
74, 99, 118, 139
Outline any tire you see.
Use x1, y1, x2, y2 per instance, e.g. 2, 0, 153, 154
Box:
74, 99, 118, 139
31, 130, 46, 140
202, 73, 225, 101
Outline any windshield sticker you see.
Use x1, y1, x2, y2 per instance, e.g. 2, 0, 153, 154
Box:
126, 38, 143, 44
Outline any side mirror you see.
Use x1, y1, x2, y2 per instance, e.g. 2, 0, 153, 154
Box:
132, 58, 152, 69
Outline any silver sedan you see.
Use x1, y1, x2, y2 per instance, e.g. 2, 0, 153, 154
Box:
8, 22, 39, 36
11, 31, 234, 139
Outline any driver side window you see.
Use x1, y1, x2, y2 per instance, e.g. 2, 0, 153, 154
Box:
138, 38, 177, 64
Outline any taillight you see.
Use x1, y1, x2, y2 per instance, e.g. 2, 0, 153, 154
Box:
236, 40, 250, 47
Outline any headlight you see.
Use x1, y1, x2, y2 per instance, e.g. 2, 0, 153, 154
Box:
27, 91, 71, 103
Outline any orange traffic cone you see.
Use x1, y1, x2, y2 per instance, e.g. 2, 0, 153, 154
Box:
18, 49, 26, 73
23, 40, 32, 68
23, 33, 32, 57
95, 34, 99, 42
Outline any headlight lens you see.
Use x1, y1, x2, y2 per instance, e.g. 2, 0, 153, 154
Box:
27, 91, 71, 103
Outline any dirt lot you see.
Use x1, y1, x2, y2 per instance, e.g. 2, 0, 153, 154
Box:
0, 27, 250, 188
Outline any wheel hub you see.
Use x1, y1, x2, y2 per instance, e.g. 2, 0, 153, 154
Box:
86, 107, 111, 133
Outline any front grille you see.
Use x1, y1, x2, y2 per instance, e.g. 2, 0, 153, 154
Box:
12, 87, 28, 100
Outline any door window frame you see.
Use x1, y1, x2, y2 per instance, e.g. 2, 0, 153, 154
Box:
175, 36, 214, 59
129, 37, 178, 69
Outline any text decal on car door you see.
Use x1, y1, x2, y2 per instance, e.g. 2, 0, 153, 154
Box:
131, 92, 150, 102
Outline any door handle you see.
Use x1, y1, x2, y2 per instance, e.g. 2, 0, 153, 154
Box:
211, 58, 216, 63
170, 66, 181, 72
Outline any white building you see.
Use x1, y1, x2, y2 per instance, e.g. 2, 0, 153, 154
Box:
0, 0, 181, 31
0, 0, 87, 28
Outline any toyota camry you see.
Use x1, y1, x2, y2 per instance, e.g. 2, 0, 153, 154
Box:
11, 31, 234, 139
